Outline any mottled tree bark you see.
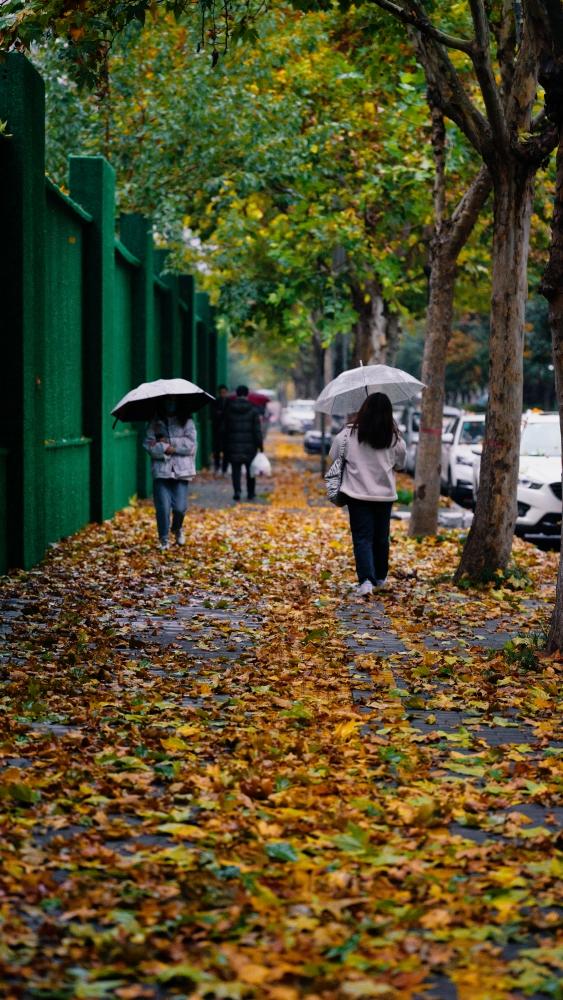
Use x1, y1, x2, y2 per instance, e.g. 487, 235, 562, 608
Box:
352, 281, 400, 365
409, 252, 457, 536
455, 160, 534, 580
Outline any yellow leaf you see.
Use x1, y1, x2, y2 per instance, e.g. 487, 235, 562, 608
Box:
176, 723, 201, 737
489, 866, 526, 888
334, 719, 359, 740
161, 736, 189, 751
342, 982, 393, 998
157, 823, 206, 839
236, 963, 271, 985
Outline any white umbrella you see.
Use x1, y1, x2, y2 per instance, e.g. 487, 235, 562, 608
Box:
112, 378, 214, 423
315, 364, 424, 416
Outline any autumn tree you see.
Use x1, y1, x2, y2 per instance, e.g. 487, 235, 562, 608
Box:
366, 1, 559, 580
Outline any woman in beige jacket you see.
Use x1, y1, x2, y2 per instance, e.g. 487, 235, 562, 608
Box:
329, 393, 406, 596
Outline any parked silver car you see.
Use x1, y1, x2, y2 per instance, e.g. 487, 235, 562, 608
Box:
280, 399, 316, 434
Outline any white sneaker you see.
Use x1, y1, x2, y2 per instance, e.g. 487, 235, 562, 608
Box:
356, 580, 374, 597
175, 530, 186, 545
374, 578, 387, 589
159, 538, 169, 550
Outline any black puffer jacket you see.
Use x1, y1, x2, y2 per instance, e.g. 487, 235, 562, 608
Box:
224, 398, 263, 463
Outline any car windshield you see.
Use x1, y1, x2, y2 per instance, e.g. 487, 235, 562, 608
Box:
459, 421, 484, 445
520, 421, 561, 457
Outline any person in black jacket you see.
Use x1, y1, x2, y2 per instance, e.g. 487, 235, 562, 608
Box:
224, 385, 263, 501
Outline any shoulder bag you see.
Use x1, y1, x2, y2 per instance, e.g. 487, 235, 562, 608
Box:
325, 428, 351, 507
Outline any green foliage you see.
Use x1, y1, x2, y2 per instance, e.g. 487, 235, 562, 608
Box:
33, 4, 492, 357
503, 633, 547, 672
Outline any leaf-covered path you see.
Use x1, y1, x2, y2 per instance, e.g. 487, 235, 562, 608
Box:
1, 437, 561, 1000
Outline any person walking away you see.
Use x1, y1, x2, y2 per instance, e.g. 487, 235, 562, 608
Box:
224, 385, 263, 502
144, 396, 197, 549
212, 384, 230, 475
329, 393, 406, 596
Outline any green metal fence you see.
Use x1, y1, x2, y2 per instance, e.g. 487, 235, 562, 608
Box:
0, 53, 228, 573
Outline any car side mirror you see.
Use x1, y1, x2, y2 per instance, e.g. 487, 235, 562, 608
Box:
442, 432, 454, 444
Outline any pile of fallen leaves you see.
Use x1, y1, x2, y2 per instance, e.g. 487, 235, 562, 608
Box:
0, 436, 561, 1000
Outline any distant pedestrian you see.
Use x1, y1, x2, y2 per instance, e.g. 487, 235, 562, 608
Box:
224, 385, 263, 502
212, 384, 230, 475
329, 393, 406, 596
144, 396, 197, 549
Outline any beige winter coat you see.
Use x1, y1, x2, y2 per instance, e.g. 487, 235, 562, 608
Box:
329, 426, 406, 502
144, 417, 197, 480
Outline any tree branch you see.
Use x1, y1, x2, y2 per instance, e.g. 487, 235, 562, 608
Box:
468, 0, 510, 149
370, 0, 491, 154
369, 0, 475, 56
411, 30, 491, 154
449, 165, 492, 257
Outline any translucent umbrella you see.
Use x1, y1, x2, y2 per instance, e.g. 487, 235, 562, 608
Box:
112, 378, 214, 423
315, 364, 424, 416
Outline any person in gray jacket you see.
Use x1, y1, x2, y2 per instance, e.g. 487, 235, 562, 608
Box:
144, 396, 197, 549
329, 392, 406, 596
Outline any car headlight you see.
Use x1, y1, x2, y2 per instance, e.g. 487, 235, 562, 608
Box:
518, 478, 543, 489
456, 456, 474, 467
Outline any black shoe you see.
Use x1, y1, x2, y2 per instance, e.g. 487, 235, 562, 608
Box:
233, 494, 241, 502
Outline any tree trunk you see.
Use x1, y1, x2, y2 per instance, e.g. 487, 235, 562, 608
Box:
410, 157, 491, 538
455, 161, 534, 581
352, 282, 399, 365
409, 249, 456, 535
542, 135, 563, 650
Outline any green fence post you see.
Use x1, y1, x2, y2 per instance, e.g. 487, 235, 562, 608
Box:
0, 53, 46, 570
69, 156, 116, 521
196, 292, 213, 467
155, 249, 182, 378
217, 328, 229, 388
119, 213, 155, 499
179, 275, 197, 382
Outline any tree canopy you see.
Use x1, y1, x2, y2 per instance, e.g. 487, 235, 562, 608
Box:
34, 3, 496, 356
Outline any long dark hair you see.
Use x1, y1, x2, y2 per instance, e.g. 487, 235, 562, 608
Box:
352, 392, 398, 449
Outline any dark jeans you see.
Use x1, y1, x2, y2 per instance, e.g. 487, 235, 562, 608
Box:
345, 497, 393, 584
153, 478, 189, 541
231, 461, 255, 500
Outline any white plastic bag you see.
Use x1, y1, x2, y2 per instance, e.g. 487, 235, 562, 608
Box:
250, 452, 272, 477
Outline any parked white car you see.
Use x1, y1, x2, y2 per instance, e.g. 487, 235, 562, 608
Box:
280, 399, 316, 434
398, 402, 460, 473
440, 412, 486, 500
472, 412, 562, 538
